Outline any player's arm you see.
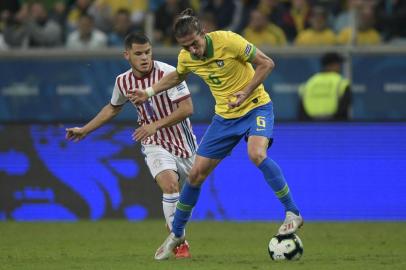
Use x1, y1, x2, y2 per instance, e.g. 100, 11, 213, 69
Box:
65, 103, 122, 142
129, 71, 186, 105
229, 49, 275, 108
132, 97, 193, 142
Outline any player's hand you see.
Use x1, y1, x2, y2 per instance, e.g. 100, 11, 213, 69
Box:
65, 127, 87, 142
228, 91, 248, 109
128, 89, 148, 106
132, 123, 157, 142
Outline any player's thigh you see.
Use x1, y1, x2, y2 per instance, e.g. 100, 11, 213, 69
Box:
175, 154, 195, 187
197, 116, 243, 160
246, 103, 275, 163
142, 145, 179, 192
246, 102, 275, 139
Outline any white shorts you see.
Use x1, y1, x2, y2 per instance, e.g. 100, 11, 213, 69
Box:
142, 144, 195, 183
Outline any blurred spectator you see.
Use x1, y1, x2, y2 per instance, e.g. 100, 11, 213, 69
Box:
3, 2, 63, 48
199, 11, 218, 33
201, 0, 243, 32
333, 0, 364, 33
233, 0, 258, 33
294, 6, 336, 46
154, 0, 191, 45
66, 13, 107, 50
108, 9, 133, 47
243, 9, 287, 47
89, 0, 147, 33
375, 0, 406, 43
298, 52, 351, 121
67, 0, 92, 31
49, 1, 68, 27
280, 0, 311, 42
257, 0, 286, 27
48, 1, 69, 42
337, 5, 381, 45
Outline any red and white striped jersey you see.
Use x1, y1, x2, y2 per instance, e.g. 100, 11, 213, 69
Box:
111, 60, 197, 158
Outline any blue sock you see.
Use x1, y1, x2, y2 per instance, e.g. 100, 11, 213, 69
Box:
172, 181, 201, 237
258, 157, 299, 215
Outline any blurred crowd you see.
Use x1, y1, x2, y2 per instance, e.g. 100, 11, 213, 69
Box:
0, 0, 405, 50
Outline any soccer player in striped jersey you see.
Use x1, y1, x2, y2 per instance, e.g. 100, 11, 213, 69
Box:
65, 32, 197, 259
131, 9, 303, 260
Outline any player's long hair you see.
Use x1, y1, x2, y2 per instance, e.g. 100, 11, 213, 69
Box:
173, 8, 203, 38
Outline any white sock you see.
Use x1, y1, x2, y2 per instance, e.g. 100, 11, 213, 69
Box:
162, 193, 179, 231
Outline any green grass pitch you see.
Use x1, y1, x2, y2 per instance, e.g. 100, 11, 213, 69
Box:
1, 221, 405, 270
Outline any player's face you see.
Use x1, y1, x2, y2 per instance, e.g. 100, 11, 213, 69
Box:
124, 43, 153, 76
176, 32, 206, 59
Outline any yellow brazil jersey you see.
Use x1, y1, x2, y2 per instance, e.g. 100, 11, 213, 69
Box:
176, 31, 271, 119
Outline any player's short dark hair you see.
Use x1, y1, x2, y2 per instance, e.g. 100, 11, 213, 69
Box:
173, 8, 203, 38
321, 52, 344, 67
124, 32, 151, 49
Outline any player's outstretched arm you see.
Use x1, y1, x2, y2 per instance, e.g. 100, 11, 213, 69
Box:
129, 71, 185, 105
228, 49, 275, 108
65, 103, 122, 142
132, 97, 193, 142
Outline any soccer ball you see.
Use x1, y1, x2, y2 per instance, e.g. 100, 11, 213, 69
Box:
268, 233, 303, 261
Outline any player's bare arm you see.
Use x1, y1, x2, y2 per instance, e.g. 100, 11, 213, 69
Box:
129, 71, 186, 105
65, 103, 122, 142
228, 49, 275, 109
132, 97, 193, 142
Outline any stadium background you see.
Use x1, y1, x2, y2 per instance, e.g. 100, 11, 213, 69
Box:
1, 0, 406, 223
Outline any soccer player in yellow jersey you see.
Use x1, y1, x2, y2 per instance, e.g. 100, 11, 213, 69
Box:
131, 9, 303, 260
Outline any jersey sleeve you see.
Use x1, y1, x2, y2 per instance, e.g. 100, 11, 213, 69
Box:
227, 31, 257, 63
167, 81, 191, 103
110, 76, 128, 106
176, 51, 190, 76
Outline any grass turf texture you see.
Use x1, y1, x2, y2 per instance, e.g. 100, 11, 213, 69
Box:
1, 221, 405, 270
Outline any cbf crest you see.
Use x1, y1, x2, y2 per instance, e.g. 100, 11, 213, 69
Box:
216, 60, 224, 67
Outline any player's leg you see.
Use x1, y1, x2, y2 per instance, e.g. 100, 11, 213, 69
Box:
246, 102, 302, 235
155, 116, 238, 260
171, 114, 241, 239
170, 154, 197, 259
156, 171, 191, 259
172, 155, 221, 237
143, 145, 185, 240
154, 155, 220, 260
155, 170, 180, 232
247, 135, 303, 235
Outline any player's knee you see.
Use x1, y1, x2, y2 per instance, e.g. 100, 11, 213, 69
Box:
160, 179, 180, 194
248, 148, 267, 166
188, 167, 207, 186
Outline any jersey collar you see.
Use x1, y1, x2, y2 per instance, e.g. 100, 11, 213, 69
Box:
190, 35, 214, 60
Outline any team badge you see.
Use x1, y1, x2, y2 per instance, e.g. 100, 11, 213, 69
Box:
244, 44, 252, 56
216, 60, 224, 67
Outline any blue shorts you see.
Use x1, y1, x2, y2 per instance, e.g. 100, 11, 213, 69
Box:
197, 102, 274, 159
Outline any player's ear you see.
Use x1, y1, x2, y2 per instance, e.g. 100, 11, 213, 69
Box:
123, 50, 129, 60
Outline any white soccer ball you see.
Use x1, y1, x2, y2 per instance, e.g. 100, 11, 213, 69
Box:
268, 233, 303, 261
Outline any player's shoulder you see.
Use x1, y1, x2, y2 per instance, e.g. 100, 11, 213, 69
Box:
209, 30, 242, 42
178, 48, 191, 61
153, 60, 176, 74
